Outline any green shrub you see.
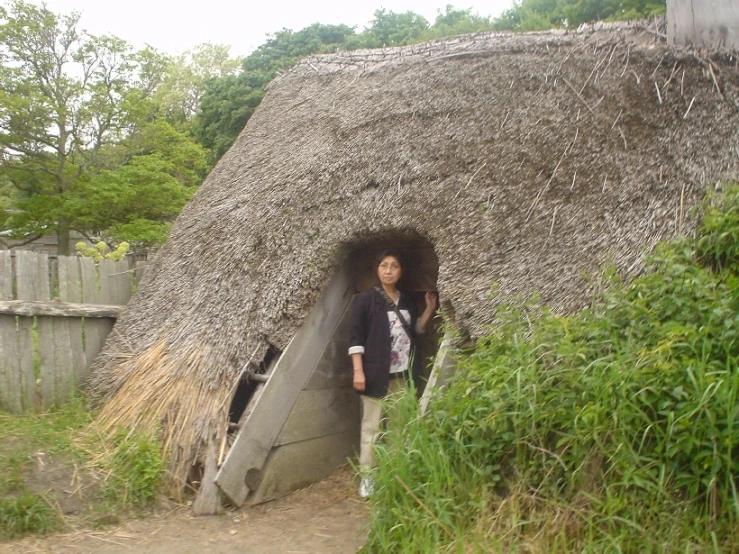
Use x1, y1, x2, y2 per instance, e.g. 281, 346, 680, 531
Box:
363, 184, 739, 552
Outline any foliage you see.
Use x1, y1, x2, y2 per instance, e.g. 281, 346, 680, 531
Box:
363, 184, 739, 552
0, 491, 62, 539
0, 1, 213, 252
493, 0, 666, 31
75, 241, 129, 262
153, 43, 240, 128
360, 9, 430, 48
99, 428, 165, 507
193, 22, 356, 162
0, 0, 173, 253
0, 398, 165, 538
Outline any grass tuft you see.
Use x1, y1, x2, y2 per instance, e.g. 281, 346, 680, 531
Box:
0, 490, 63, 539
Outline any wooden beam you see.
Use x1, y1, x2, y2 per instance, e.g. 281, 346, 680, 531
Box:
0, 300, 123, 318
420, 331, 457, 415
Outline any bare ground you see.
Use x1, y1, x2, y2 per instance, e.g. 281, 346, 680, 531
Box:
4, 466, 370, 554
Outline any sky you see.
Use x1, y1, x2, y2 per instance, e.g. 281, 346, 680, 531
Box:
36, 0, 514, 57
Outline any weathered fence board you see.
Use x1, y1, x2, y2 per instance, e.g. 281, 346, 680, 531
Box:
55, 256, 85, 403
0, 251, 135, 412
81, 257, 113, 368
15, 251, 46, 409
0, 251, 21, 412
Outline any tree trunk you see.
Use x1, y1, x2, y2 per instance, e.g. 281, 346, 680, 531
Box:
57, 219, 71, 256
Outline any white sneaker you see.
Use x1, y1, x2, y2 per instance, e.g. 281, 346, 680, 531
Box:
359, 477, 375, 498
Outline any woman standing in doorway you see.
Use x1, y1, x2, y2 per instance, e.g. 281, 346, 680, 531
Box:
348, 249, 437, 498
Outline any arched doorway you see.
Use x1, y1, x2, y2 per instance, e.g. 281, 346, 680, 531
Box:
216, 234, 441, 506
346, 236, 441, 386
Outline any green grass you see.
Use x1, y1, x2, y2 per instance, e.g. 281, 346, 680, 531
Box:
0, 491, 63, 539
0, 397, 165, 540
363, 184, 739, 552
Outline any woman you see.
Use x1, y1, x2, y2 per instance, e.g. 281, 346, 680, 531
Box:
348, 249, 437, 497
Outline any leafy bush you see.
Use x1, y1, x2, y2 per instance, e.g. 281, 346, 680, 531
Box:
363, 184, 739, 552
75, 241, 130, 262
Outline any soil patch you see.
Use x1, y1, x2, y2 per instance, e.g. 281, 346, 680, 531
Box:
4, 466, 369, 554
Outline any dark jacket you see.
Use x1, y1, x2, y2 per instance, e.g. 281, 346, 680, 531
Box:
348, 287, 420, 398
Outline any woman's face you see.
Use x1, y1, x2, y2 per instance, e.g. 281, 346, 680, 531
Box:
377, 255, 402, 287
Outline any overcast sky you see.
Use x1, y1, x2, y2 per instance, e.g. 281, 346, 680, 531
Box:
35, 0, 513, 57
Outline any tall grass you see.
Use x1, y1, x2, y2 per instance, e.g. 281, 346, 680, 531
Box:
363, 185, 739, 552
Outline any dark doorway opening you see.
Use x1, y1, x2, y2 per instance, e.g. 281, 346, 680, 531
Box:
345, 235, 440, 386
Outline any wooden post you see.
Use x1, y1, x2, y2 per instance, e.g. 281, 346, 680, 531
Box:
192, 441, 222, 516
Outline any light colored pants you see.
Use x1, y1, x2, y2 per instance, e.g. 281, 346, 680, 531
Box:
359, 376, 405, 471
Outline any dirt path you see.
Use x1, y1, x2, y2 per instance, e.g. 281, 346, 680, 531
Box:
6, 467, 369, 554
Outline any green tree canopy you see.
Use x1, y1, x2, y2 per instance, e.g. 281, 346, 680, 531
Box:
0, 0, 209, 252
493, 0, 666, 31
193, 23, 356, 162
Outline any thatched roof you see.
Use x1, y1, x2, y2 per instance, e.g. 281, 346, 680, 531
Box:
89, 22, 739, 492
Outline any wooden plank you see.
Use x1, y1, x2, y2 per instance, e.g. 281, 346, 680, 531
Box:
0, 251, 11, 300
99, 259, 132, 305
216, 263, 355, 506
134, 261, 148, 286
0, 300, 124, 318
249, 428, 359, 505
15, 251, 46, 410
192, 441, 222, 516
0, 252, 20, 412
81, 257, 113, 366
79, 257, 99, 303
0, 314, 21, 413
275, 387, 359, 447
304, 305, 353, 390
17, 320, 35, 410
15, 250, 50, 300
18, 251, 58, 410
57, 256, 82, 302
420, 332, 458, 415
55, 256, 86, 401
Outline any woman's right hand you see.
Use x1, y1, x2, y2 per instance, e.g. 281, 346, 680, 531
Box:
353, 369, 366, 392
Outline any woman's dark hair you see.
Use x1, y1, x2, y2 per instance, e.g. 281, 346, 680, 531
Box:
375, 249, 404, 269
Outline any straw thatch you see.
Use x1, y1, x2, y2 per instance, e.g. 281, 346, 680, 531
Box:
89, 21, 739, 493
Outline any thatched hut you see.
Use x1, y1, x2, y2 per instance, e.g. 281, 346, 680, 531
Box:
89, 22, 739, 507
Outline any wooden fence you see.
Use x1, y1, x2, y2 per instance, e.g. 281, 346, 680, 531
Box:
0, 251, 139, 412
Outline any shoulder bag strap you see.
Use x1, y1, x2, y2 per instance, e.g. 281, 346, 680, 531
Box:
375, 286, 414, 339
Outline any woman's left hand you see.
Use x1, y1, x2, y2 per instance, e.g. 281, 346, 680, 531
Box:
424, 291, 438, 313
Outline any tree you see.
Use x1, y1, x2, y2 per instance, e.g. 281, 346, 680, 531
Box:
64, 120, 208, 249
0, 0, 205, 254
0, 0, 170, 253
360, 9, 429, 48
426, 5, 494, 39
154, 43, 240, 128
493, 0, 666, 31
193, 23, 356, 163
